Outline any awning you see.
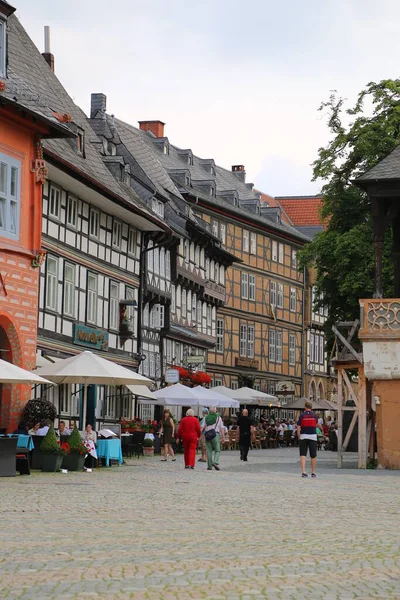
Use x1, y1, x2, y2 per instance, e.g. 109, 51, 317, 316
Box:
125, 385, 158, 400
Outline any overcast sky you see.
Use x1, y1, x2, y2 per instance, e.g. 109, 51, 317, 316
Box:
13, 0, 400, 196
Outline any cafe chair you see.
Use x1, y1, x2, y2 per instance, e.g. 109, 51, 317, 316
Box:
0, 437, 17, 477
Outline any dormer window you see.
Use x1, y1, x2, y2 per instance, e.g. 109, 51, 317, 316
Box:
123, 165, 130, 185
185, 176, 190, 186
211, 166, 216, 176
152, 197, 164, 218
163, 144, 169, 155
0, 18, 6, 78
188, 155, 193, 165
107, 141, 116, 155
77, 129, 85, 156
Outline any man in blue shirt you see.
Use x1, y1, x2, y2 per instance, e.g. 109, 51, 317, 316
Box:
297, 401, 318, 478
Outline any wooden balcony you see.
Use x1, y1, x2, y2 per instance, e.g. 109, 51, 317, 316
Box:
203, 280, 226, 305
359, 298, 400, 340
176, 256, 204, 291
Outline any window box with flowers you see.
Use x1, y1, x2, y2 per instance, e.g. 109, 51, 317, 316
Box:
120, 418, 158, 433
164, 367, 212, 386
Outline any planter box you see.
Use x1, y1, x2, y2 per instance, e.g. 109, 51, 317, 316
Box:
62, 453, 85, 472
143, 447, 154, 456
41, 453, 63, 472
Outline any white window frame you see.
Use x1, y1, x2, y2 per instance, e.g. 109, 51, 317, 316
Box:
242, 229, 249, 252
220, 222, 226, 244
250, 232, 257, 255
278, 243, 284, 264
48, 184, 61, 220
240, 324, 247, 357
310, 332, 314, 363
276, 330, 282, 363
112, 220, 122, 249
272, 240, 278, 262
63, 262, 75, 318
314, 333, 319, 364
269, 329, 276, 361
87, 273, 98, 325
89, 208, 100, 239
153, 247, 160, 275
212, 220, 219, 238
249, 275, 256, 301
241, 272, 249, 299
182, 289, 187, 317
125, 286, 136, 333
207, 305, 212, 327
216, 318, 224, 353
109, 281, 119, 330
128, 228, 136, 256
289, 334, 296, 366
171, 285, 176, 314
319, 335, 325, 365
270, 281, 277, 307
290, 287, 296, 312
0, 153, 21, 240
277, 283, 284, 308
248, 325, 255, 358
46, 255, 58, 311
291, 249, 297, 269
66, 194, 78, 228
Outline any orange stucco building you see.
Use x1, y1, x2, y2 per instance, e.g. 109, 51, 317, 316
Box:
0, 0, 71, 430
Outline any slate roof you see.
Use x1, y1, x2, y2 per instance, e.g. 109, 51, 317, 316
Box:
356, 145, 400, 183
5, 15, 165, 229
257, 191, 293, 225
132, 129, 311, 244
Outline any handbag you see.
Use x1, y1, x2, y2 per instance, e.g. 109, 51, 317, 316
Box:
205, 417, 219, 442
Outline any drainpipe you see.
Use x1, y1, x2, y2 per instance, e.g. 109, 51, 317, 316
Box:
301, 266, 307, 398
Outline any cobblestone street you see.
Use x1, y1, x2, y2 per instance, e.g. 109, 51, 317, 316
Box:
1, 449, 400, 600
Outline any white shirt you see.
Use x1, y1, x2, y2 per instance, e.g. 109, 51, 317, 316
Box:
203, 416, 223, 436
36, 426, 49, 436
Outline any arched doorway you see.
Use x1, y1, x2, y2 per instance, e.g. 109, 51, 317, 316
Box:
318, 382, 324, 401
0, 314, 23, 429
309, 381, 317, 402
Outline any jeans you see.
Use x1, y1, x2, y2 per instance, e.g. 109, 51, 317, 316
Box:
206, 435, 221, 469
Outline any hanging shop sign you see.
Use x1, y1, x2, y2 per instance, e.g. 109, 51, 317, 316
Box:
276, 381, 295, 396
165, 369, 180, 383
73, 324, 109, 351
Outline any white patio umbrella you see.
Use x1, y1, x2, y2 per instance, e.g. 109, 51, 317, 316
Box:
37, 351, 152, 427
191, 385, 240, 408
210, 385, 279, 406
143, 383, 201, 406
125, 385, 158, 401
0, 358, 54, 385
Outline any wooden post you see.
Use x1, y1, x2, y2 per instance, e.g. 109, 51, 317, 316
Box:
358, 365, 367, 468
337, 368, 343, 469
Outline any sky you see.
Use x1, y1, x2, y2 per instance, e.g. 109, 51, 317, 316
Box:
12, 0, 400, 196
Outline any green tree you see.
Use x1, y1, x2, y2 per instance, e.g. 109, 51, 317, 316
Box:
299, 79, 399, 346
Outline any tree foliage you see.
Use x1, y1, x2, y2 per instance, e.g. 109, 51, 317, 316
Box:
22, 398, 57, 426
299, 79, 400, 346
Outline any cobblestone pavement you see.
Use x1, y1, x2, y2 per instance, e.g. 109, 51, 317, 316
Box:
1, 448, 400, 600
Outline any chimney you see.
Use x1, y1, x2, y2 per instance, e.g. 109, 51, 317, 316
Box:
138, 120, 165, 138
232, 165, 246, 182
42, 26, 55, 72
91, 93, 107, 119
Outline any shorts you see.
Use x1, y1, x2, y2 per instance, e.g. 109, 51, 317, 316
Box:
299, 439, 317, 459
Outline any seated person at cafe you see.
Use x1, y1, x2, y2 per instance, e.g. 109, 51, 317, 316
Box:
260, 410, 269, 427
56, 421, 71, 437
83, 423, 96, 468
13, 420, 29, 435
36, 418, 53, 436
28, 423, 40, 435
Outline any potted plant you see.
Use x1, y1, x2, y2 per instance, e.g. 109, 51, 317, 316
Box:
61, 426, 87, 471
40, 426, 66, 472
142, 438, 154, 456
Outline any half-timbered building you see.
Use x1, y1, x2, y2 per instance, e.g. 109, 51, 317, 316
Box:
11, 24, 171, 428
136, 127, 311, 401
88, 111, 237, 418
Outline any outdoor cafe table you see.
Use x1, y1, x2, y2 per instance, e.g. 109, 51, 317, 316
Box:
0, 434, 34, 451
96, 438, 123, 467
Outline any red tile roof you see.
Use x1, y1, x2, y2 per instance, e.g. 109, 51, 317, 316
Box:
275, 195, 325, 228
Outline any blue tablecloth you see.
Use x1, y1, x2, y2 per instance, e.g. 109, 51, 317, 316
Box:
0, 434, 34, 451
96, 439, 123, 467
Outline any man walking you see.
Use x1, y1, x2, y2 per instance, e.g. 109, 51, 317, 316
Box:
297, 400, 318, 478
236, 409, 255, 462
203, 407, 225, 471
198, 408, 208, 463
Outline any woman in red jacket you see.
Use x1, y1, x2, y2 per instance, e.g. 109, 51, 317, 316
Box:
177, 409, 201, 469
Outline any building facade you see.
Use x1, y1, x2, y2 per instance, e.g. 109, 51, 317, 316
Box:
0, 3, 72, 430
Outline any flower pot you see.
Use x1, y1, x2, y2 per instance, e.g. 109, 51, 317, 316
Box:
40, 453, 63, 472
62, 453, 86, 472
143, 447, 154, 456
